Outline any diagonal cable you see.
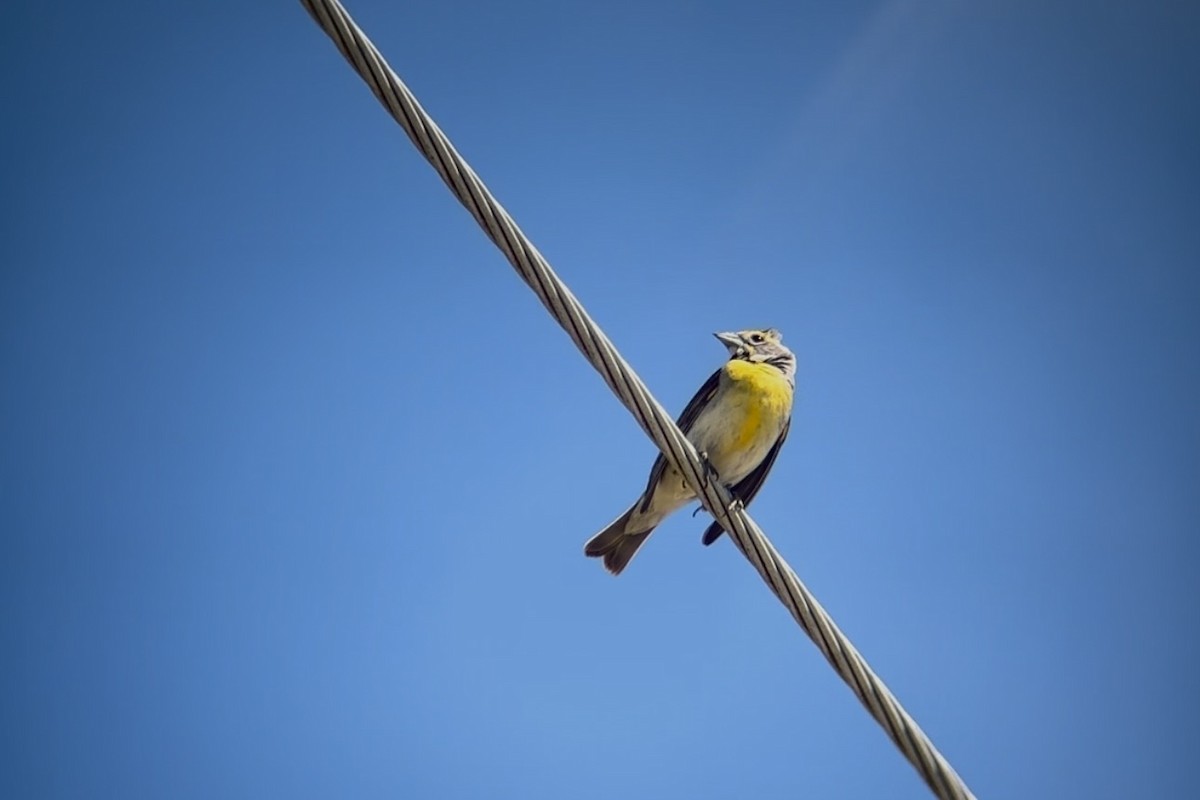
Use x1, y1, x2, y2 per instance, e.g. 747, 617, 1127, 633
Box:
298, 2, 976, 798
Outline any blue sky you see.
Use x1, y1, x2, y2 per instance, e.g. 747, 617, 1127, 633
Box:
3, 1, 1198, 797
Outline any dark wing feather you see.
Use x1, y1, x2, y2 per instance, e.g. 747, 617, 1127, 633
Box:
637, 368, 722, 513
701, 417, 790, 545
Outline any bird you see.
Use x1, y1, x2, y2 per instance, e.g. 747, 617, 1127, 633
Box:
584, 328, 796, 575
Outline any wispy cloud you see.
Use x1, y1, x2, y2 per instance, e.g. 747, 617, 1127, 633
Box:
736, 0, 959, 211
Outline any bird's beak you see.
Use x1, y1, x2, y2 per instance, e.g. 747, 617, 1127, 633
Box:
714, 331, 742, 352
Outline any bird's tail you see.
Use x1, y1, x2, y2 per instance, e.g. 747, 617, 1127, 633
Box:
584, 504, 655, 576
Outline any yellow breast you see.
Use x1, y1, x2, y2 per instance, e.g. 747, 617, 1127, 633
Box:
722, 360, 793, 449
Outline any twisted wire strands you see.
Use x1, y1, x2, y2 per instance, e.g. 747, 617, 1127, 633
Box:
299, 2, 976, 797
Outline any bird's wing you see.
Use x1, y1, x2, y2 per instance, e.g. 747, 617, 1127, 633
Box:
701, 417, 790, 545
637, 367, 723, 514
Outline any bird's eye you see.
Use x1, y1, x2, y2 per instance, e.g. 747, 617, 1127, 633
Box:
749, 333, 765, 344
